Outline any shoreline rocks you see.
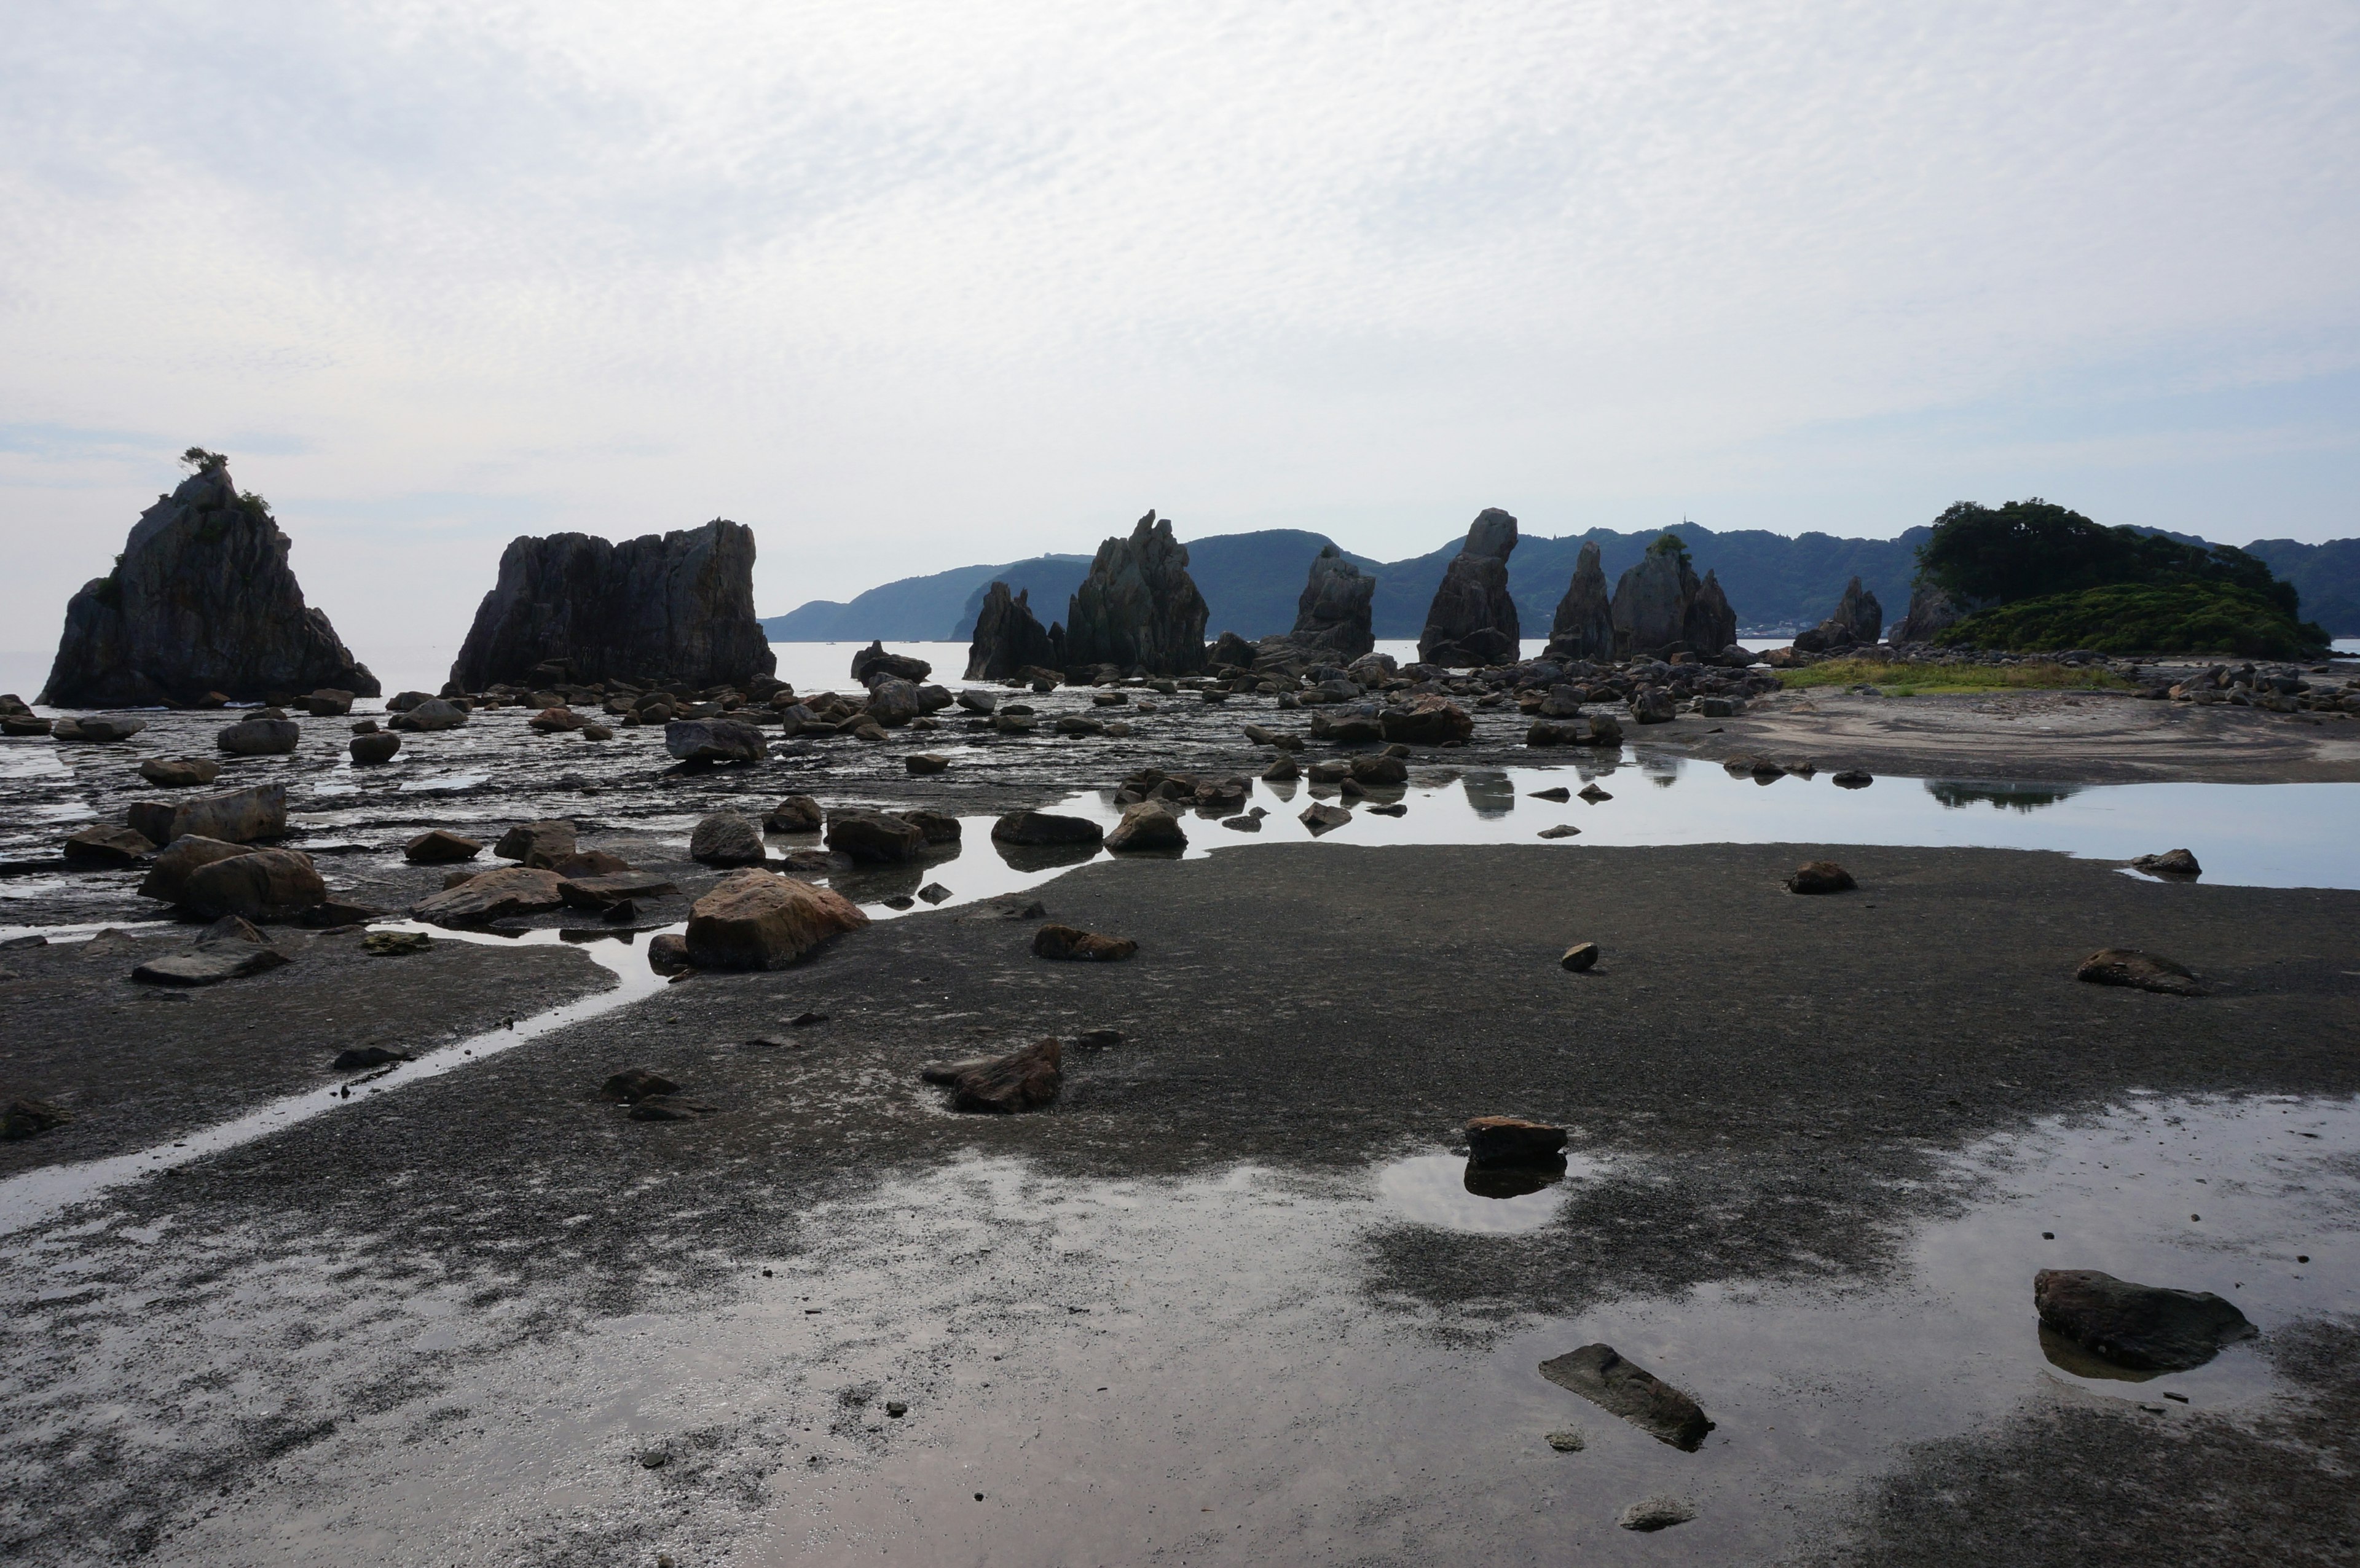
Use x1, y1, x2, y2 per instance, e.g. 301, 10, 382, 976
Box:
1063, 512, 1211, 675
1418, 509, 1520, 667
682, 870, 868, 970
922, 1037, 1064, 1113
2075, 948, 2203, 995
965, 582, 1064, 681
1284, 545, 1375, 659
2034, 1268, 2256, 1371
1545, 541, 1615, 662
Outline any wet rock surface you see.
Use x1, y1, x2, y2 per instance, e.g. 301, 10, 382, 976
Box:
2033, 1268, 2257, 1372
1538, 1343, 1715, 1450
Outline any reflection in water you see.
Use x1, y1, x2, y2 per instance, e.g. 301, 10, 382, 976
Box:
2037, 1323, 2161, 1382
1925, 779, 2085, 813
1463, 1157, 1566, 1199
1378, 1151, 1603, 1233
1461, 770, 1516, 817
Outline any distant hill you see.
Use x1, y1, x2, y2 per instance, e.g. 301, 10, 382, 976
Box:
763, 521, 2358, 642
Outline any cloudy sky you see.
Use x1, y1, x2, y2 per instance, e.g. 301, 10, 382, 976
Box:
2, 0, 2356, 654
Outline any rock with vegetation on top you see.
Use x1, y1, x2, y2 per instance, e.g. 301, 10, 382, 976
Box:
1063, 511, 1211, 675
1610, 534, 1737, 658
682, 870, 868, 970
1892, 580, 1964, 644
1417, 509, 1521, 667
39, 453, 379, 707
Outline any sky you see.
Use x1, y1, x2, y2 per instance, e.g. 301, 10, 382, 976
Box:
2, 0, 2357, 654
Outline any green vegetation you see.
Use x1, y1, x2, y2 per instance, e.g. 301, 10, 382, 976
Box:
1645, 531, 1691, 565
1779, 656, 2130, 695
179, 446, 229, 473
1943, 581, 2326, 659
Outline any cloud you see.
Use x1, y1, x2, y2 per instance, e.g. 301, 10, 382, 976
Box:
1, 0, 2356, 648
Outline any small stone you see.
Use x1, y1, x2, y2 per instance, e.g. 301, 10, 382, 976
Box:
349, 731, 401, 764
1578, 783, 1612, 802
1544, 1430, 1585, 1452
1787, 860, 1856, 895
1617, 1495, 1697, 1532
765, 795, 824, 833
139, 757, 222, 788
1262, 753, 1300, 782
1300, 802, 1351, 834
2075, 949, 2203, 997
918, 883, 952, 904
886, 1401, 908, 1417
691, 812, 769, 867
790, 1011, 829, 1027
2035, 1268, 2256, 1371
2130, 848, 2202, 877
1539, 1344, 1713, 1451
1831, 769, 1873, 788
601, 1067, 679, 1103
648, 933, 693, 974
404, 829, 482, 864
1032, 924, 1138, 962
362, 930, 431, 956
1367, 802, 1406, 817
130, 914, 289, 986
1, 1096, 74, 1140
1530, 786, 1571, 802
1537, 825, 1580, 839
922, 1037, 1063, 1113
493, 820, 577, 868
63, 823, 155, 867
1560, 942, 1599, 971
906, 753, 951, 775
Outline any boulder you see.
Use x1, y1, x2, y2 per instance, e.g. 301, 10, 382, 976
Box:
851, 641, 934, 683
1348, 754, 1407, 787
647, 933, 693, 974
1559, 942, 1600, 971
825, 810, 925, 863
558, 872, 679, 909
38, 458, 378, 707
1617, 1497, 1697, 1533
387, 697, 469, 732
2130, 849, 2202, 877
1032, 923, 1138, 962
897, 809, 962, 845
922, 1037, 1064, 1113
1209, 630, 1257, 668
2075, 948, 2203, 996
1465, 1116, 1568, 1166
138, 835, 256, 904
1106, 802, 1187, 852
906, 753, 951, 775
1300, 802, 1352, 834
181, 847, 326, 920
991, 810, 1105, 848
860, 677, 922, 727
216, 717, 300, 756
1786, 861, 1856, 895
296, 689, 354, 716
138, 757, 221, 788
1629, 688, 1677, 724
1062, 511, 1211, 675
495, 820, 578, 867
63, 824, 155, 866
1, 1096, 74, 1140
404, 829, 482, 864
1417, 509, 1520, 667
665, 717, 766, 764
1538, 1344, 1713, 1451
527, 705, 584, 733
1380, 696, 1473, 747
765, 795, 824, 833
955, 688, 999, 715
1286, 544, 1375, 658
410, 865, 569, 925
1544, 541, 1615, 662
127, 783, 286, 847
2033, 1268, 2257, 1371
682, 870, 868, 970
447, 519, 774, 689
130, 914, 289, 986
349, 731, 401, 764
1262, 753, 1300, 782
691, 812, 769, 866
1, 715, 53, 737
964, 582, 1063, 681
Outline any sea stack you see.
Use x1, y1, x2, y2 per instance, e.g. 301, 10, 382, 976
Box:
41, 453, 378, 707
1063, 511, 1210, 675
1545, 540, 1614, 661
1893, 580, 1963, 644
965, 582, 1063, 679
1609, 535, 1736, 659
1417, 508, 1520, 667
1286, 544, 1375, 659
448, 520, 774, 690
1793, 576, 1885, 652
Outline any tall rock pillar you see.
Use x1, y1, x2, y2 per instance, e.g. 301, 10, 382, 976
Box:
1417, 508, 1521, 667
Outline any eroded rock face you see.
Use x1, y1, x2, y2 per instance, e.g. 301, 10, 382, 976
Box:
682, 870, 868, 970
1288, 545, 1375, 659
1546, 541, 1615, 662
448, 519, 774, 690
965, 582, 1063, 681
1894, 580, 1964, 643
1830, 576, 1883, 644
1063, 512, 1210, 675
1608, 539, 1737, 659
40, 460, 379, 708
2034, 1268, 2256, 1371
1418, 509, 1520, 667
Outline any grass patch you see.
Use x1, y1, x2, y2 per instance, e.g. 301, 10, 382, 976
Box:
1943, 581, 2326, 659
1777, 657, 2130, 695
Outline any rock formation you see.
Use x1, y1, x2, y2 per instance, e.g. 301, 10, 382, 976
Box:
1609, 536, 1737, 658
448, 519, 773, 691
1830, 577, 1883, 643
1417, 509, 1521, 667
1063, 512, 1210, 675
1545, 541, 1614, 661
1892, 581, 1964, 643
1286, 545, 1375, 658
41, 455, 378, 707
964, 581, 1063, 680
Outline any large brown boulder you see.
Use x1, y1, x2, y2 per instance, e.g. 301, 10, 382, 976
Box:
825, 809, 926, 863
38, 457, 377, 707
922, 1038, 1063, 1113
180, 847, 326, 921
1286, 544, 1375, 659
2033, 1269, 2256, 1371
1105, 802, 1187, 852
409, 865, 569, 924
964, 581, 1063, 681
494, 820, 577, 868
127, 783, 286, 847
765, 795, 824, 833
447, 519, 774, 690
1417, 509, 1520, 667
690, 812, 769, 866
1544, 541, 1615, 662
1063, 511, 1210, 675
682, 871, 868, 970
991, 810, 1105, 848
216, 717, 299, 756
1380, 696, 1473, 747
1538, 1344, 1713, 1451
138, 835, 256, 905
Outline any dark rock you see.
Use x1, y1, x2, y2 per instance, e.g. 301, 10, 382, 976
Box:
1629, 688, 1677, 724
1, 714, 53, 737
334, 1045, 412, 1068
360, 931, 432, 955
1417, 509, 1520, 667
551, 850, 632, 877
387, 697, 468, 732
1830, 576, 1884, 644
1209, 630, 1257, 669
2130, 849, 2202, 877
1222, 814, 1261, 831
138, 757, 221, 788
39, 458, 378, 707
1560, 942, 1599, 971
1, 1096, 73, 1140
404, 829, 482, 864
180, 848, 323, 920
527, 705, 585, 733
964, 582, 1062, 681
683, 870, 868, 970
294, 688, 353, 716
647, 933, 693, 974
765, 795, 824, 833
127, 783, 286, 847
349, 731, 401, 764
494, 820, 578, 868
1894, 580, 1964, 643
862, 678, 923, 727
991, 810, 1105, 848
1106, 803, 1187, 852
73, 716, 148, 742
691, 812, 769, 866
824, 809, 924, 863
1380, 696, 1473, 747
2075, 948, 2203, 996
411, 866, 569, 925
1608, 536, 1736, 658
2034, 1268, 2256, 1371
1579, 783, 1612, 802
1032, 924, 1138, 962
216, 717, 300, 756
1536, 825, 1581, 839
600, 899, 638, 922
899, 809, 962, 845
63, 824, 155, 866
1063, 511, 1210, 674
1300, 802, 1351, 834
1367, 801, 1406, 817
918, 882, 951, 903
1465, 1116, 1568, 1166
1787, 861, 1856, 895
629, 1094, 716, 1121
1545, 541, 1615, 661
1262, 753, 1300, 782
448, 519, 774, 689
132, 914, 289, 986
665, 718, 766, 764
1831, 769, 1873, 788
954, 687, 999, 715
906, 753, 951, 775
923, 1037, 1063, 1113
1618, 1496, 1697, 1532
1348, 754, 1407, 786
1538, 1344, 1713, 1450
851, 641, 933, 683
601, 1067, 680, 1103
1527, 715, 1622, 748
559, 872, 678, 909
137, 835, 254, 904
1286, 544, 1375, 658
1530, 786, 1571, 802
